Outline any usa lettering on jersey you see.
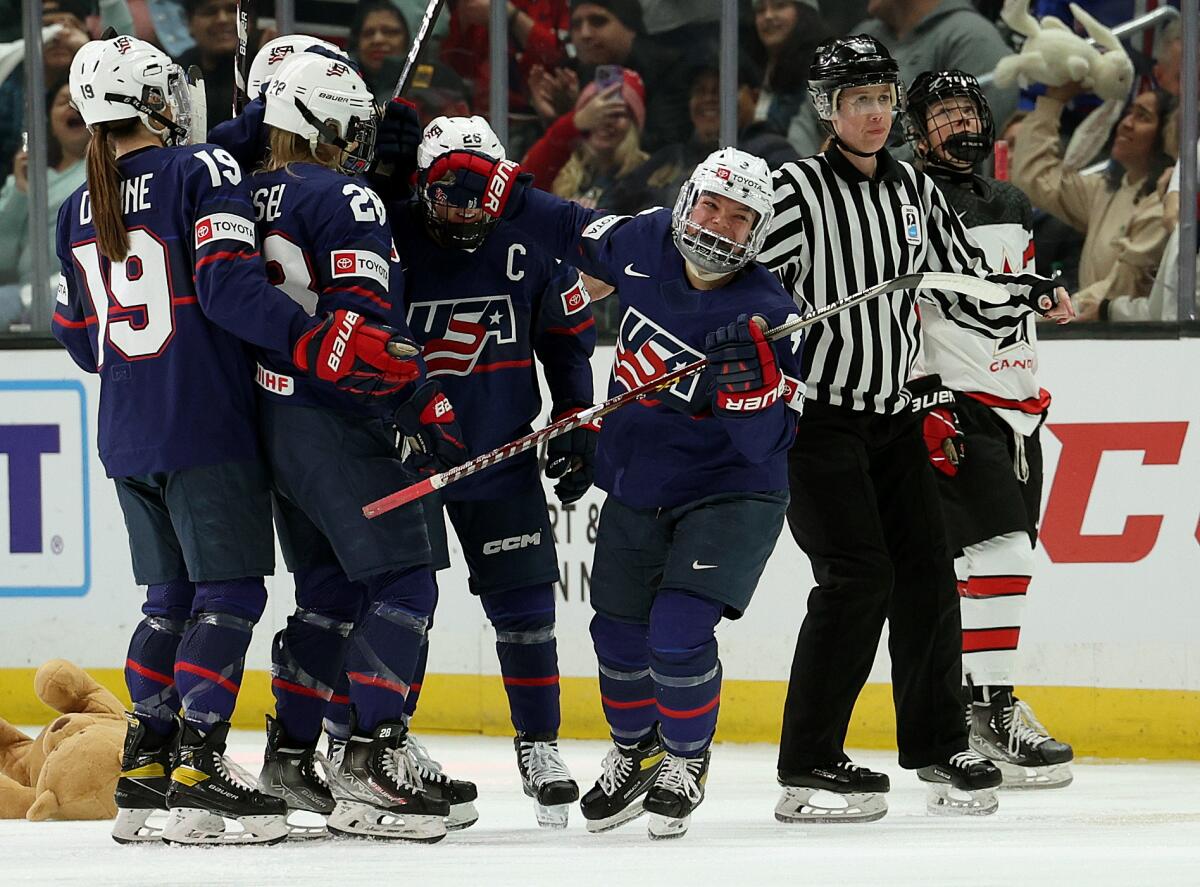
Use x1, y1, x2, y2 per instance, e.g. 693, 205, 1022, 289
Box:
407, 295, 517, 376
195, 213, 256, 249
613, 306, 704, 406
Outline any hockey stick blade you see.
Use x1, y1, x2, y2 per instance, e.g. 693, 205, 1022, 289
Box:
362, 271, 1014, 518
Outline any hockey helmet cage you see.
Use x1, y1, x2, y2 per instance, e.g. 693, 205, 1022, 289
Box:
248, 34, 346, 96
807, 34, 905, 124
263, 52, 378, 176
671, 147, 775, 276
70, 36, 192, 146
905, 69, 995, 170
417, 116, 507, 250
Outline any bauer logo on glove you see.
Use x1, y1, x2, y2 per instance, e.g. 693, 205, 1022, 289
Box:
906, 374, 965, 476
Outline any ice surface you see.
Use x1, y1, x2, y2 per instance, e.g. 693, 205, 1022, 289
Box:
3, 733, 1198, 886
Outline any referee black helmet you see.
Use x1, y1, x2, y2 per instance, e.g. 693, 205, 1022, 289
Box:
807, 35, 905, 128
906, 70, 995, 171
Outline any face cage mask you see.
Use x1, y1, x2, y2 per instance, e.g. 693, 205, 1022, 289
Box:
294, 98, 379, 176
420, 183, 499, 250
915, 98, 994, 171
671, 182, 766, 276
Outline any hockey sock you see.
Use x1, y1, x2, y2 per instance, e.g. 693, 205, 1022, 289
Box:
348, 566, 435, 733
480, 584, 560, 736
271, 564, 363, 745
958, 530, 1033, 688
649, 589, 723, 757
174, 578, 268, 732
590, 613, 655, 745
125, 579, 194, 736
323, 670, 352, 741
404, 581, 438, 721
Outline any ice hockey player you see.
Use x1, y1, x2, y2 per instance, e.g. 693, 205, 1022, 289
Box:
55, 36, 420, 846
426, 144, 805, 838
246, 52, 465, 842
905, 69, 1074, 789
758, 36, 1074, 823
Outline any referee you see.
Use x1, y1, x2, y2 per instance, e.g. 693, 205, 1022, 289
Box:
759, 35, 1075, 822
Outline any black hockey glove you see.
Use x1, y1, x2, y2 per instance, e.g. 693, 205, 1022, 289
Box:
704, 314, 785, 418
1022, 276, 1067, 316
906, 374, 964, 477
545, 404, 599, 505
371, 97, 422, 199
392, 381, 469, 477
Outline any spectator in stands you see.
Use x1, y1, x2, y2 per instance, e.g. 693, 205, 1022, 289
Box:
638, 0, 719, 56
603, 58, 799, 215
408, 60, 473, 124
815, 0, 870, 35
565, 0, 688, 152
0, 79, 87, 329
349, 0, 411, 104
1153, 17, 1183, 97
1013, 82, 1177, 319
523, 66, 648, 208
855, 0, 1020, 146
745, 0, 833, 157
175, 0, 237, 129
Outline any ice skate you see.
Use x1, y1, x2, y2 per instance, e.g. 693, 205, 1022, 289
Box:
580, 733, 666, 833
515, 734, 579, 829
970, 687, 1074, 790
918, 750, 1002, 816
775, 760, 890, 824
162, 721, 289, 845
112, 713, 176, 844
406, 731, 479, 830
326, 719, 449, 842
258, 715, 335, 839
644, 751, 709, 840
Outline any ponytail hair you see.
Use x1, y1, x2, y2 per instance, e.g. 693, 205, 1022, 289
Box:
86, 120, 134, 262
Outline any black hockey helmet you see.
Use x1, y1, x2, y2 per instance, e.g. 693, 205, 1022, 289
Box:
807, 35, 905, 124
905, 69, 995, 171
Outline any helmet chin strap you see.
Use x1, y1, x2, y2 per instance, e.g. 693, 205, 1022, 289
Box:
833, 133, 883, 159
684, 258, 732, 282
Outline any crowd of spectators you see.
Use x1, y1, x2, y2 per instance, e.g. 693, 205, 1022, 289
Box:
0, 0, 1195, 335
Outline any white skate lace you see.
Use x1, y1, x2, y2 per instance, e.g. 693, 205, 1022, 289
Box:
406, 734, 449, 784
949, 750, 990, 770
214, 751, 260, 793
835, 761, 869, 773
654, 755, 703, 803
1004, 699, 1051, 754
380, 743, 425, 793
521, 741, 571, 789
597, 746, 633, 796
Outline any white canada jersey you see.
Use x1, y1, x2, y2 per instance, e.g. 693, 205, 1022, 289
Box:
917, 176, 1048, 436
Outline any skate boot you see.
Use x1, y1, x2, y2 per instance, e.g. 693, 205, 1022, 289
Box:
112, 713, 175, 844
406, 731, 479, 830
326, 719, 449, 842
917, 749, 1002, 816
515, 733, 579, 829
325, 732, 347, 770
969, 686, 1074, 790
775, 760, 890, 824
580, 732, 666, 833
258, 715, 335, 839
643, 750, 709, 840
162, 721, 289, 845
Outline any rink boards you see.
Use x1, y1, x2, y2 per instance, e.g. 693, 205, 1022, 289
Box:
1, 340, 1198, 759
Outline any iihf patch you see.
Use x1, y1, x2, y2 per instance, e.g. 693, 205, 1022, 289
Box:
901, 205, 922, 245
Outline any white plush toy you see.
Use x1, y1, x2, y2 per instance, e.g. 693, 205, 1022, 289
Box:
994, 0, 1134, 100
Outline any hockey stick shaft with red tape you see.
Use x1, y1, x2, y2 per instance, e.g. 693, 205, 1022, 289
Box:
363, 272, 1009, 517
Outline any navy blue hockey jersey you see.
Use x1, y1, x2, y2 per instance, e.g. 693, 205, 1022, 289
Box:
52, 143, 313, 478
505, 189, 804, 509
390, 203, 596, 500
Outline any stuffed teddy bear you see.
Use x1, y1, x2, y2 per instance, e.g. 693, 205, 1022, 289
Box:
0, 660, 126, 821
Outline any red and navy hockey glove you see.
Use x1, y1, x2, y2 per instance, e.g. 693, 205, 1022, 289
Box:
545, 405, 600, 505
392, 380, 469, 477
704, 314, 785, 418
293, 309, 421, 400
423, 150, 525, 219
907, 374, 965, 477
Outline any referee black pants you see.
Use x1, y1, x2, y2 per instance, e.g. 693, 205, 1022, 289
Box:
778, 400, 967, 772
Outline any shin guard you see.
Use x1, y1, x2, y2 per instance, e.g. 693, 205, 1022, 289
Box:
958, 531, 1034, 688
590, 613, 655, 745
481, 584, 560, 736
125, 580, 194, 735
648, 590, 723, 757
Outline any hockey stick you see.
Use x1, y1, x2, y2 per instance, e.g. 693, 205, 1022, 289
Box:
363, 272, 1011, 517
391, 0, 450, 101
233, 0, 255, 115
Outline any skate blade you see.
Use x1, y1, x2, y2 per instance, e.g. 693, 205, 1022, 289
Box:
534, 802, 570, 829
923, 783, 999, 816
162, 808, 290, 845
284, 808, 331, 840
585, 799, 647, 834
996, 761, 1073, 791
111, 807, 169, 844
647, 812, 690, 840
327, 800, 448, 843
446, 801, 479, 831
774, 787, 888, 824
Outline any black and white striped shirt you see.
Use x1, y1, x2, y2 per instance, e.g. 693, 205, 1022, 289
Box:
759, 147, 1039, 414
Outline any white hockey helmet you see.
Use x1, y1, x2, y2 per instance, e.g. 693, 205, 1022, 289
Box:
69, 35, 193, 146
671, 147, 775, 276
248, 34, 345, 96
416, 116, 507, 250
263, 52, 377, 175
